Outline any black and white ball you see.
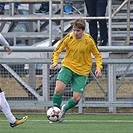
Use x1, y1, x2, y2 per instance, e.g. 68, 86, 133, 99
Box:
47, 107, 61, 122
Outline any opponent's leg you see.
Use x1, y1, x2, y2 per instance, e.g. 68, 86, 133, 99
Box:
0, 88, 28, 127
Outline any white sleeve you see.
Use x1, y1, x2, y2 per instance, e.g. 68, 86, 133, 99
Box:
0, 33, 9, 47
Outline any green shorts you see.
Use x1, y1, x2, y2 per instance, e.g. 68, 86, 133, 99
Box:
57, 67, 87, 94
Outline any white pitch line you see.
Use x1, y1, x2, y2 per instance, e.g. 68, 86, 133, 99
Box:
0, 119, 133, 123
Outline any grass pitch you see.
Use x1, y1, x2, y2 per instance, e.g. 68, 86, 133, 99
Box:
0, 113, 133, 133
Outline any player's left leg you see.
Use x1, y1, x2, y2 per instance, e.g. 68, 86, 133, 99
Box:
58, 92, 82, 122
0, 89, 16, 124
10, 116, 28, 128
0, 88, 28, 127
58, 74, 87, 122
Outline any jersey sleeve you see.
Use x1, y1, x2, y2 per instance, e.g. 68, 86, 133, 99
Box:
90, 38, 103, 70
51, 34, 70, 64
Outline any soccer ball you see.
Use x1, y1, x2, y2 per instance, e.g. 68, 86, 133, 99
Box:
47, 107, 61, 122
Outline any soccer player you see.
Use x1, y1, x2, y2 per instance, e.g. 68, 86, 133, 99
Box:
50, 19, 103, 122
0, 33, 28, 127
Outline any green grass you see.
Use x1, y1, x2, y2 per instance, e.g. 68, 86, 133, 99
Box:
0, 114, 133, 133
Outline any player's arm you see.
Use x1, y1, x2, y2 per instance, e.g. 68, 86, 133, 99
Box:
92, 48, 102, 78
0, 33, 12, 55
90, 39, 103, 78
50, 35, 69, 69
50, 42, 64, 70
90, 40, 102, 68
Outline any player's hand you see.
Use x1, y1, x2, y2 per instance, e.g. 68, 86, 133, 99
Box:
4, 46, 12, 55
95, 69, 102, 78
50, 64, 57, 69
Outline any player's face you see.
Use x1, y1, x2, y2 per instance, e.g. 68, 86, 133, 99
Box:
72, 26, 84, 39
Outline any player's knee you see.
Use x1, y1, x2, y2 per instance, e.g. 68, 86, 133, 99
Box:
54, 88, 62, 94
73, 97, 81, 103
73, 92, 83, 103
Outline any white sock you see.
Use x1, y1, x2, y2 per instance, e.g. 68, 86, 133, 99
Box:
0, 92, 16, 123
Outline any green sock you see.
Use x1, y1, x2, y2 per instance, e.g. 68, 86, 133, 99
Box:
52, 94, 62, 108
64, 98, 78, 112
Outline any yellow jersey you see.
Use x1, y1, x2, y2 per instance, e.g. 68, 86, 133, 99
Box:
51, 32, 103, 76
